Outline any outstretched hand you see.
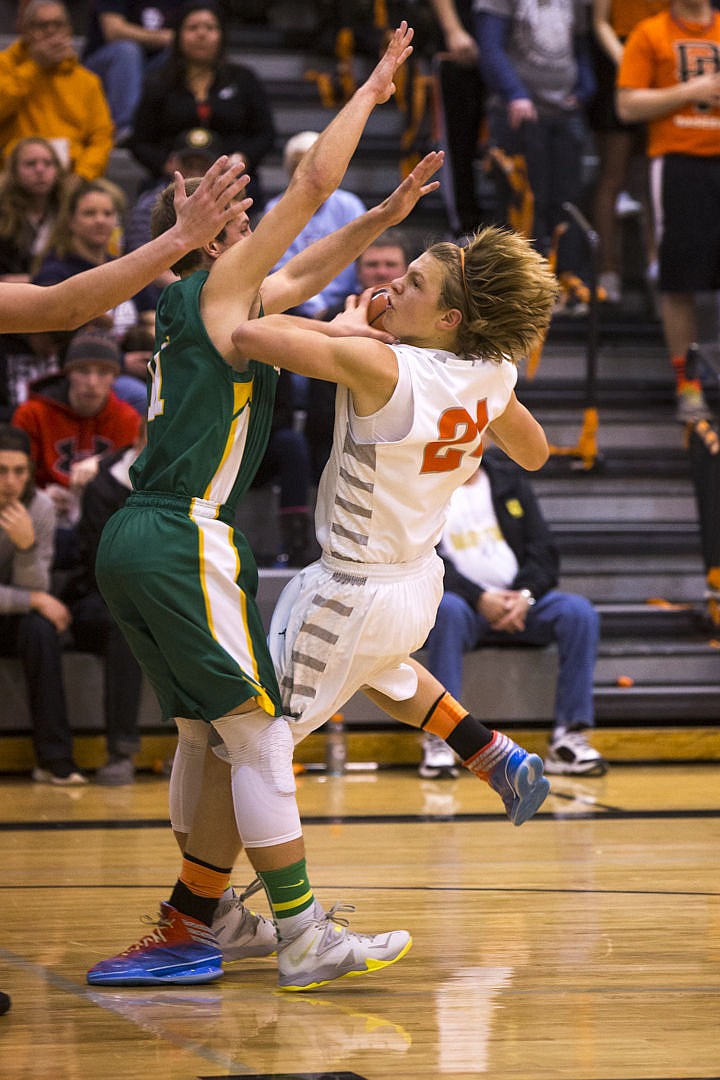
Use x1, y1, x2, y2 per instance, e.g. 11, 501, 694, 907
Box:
380, 150, 444, 224
172, 157, 252, 250
363, 22, 414, 105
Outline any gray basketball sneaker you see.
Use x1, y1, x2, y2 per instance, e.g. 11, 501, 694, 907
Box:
211, 885, 277, 962
277, 903, 412, 991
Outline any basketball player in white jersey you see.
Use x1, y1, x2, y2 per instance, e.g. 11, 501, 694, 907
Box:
233, 224, 558, 827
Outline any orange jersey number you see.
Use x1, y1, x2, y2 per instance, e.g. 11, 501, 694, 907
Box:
421, 400, 489, 473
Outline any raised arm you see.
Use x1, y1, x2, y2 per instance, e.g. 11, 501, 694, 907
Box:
261, 151, 444, 315
0, 159, 250, 333
202, 22, 415, 320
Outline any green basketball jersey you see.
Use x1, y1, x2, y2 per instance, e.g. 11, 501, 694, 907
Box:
131, 271, 278, 512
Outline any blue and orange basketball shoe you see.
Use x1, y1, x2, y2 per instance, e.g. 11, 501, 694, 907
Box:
87, 902, 223, 986
464, 731, 550, 826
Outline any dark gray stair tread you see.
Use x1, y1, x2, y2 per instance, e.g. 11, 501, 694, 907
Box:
535, 472, 693, 491
594, 685, 720, 722
537, 494, 697, 522
564, 579, 705, 603
595, 606, 704, 636
595, 646, 719, 684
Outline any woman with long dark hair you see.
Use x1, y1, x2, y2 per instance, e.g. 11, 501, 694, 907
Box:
128, 2, 275, 209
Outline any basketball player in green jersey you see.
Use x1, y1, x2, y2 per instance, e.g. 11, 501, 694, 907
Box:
88, 24, 441, 992
0, 152, 248, 1027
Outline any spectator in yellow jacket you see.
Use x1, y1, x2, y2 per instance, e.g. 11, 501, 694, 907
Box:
0, 0, 113, 180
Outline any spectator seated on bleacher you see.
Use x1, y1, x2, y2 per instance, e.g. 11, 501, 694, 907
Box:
262, 130, 366, 320
420, 446, 607, 780
0, 136, 71, 284
0, 0, 113, 179
0, 423, 84, 785
32, 176, 157, 337
11, 328, 140, 570
127, 1, 275, 211
59, 423, 148, 785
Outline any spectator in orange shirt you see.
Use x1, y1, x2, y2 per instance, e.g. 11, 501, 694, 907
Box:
617, 0, 720, 422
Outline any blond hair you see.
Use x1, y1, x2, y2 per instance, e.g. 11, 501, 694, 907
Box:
429, 225, 559, 363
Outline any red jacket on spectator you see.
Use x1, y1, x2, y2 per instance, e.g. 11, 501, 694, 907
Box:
12, 372, 140, 488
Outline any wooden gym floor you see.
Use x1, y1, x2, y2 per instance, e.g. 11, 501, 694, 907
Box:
1, 760, 719, 1080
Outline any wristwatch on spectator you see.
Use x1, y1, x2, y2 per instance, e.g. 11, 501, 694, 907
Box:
519, 588, 536, 606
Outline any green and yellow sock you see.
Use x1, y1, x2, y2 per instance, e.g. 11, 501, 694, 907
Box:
258, 858, 316, 942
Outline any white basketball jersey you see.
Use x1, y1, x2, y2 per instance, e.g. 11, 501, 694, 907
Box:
315, 343, 518, 564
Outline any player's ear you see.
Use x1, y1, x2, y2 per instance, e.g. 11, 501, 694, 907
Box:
205, 235, 223, 259
439, 307, 462, 329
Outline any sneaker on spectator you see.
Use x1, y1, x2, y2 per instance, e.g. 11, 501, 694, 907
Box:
212, 883, 277, 962
418, 733, 459, 779
545, 728, 608, 776
277, 903, 411, 992
32, 762, 87, 786
86, 902, 223, 986
464, 731, 550, 825
95, 756, 134, 786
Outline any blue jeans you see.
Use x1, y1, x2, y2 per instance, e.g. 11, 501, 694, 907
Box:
84, 41, 168, 131
424, 589, 599, 732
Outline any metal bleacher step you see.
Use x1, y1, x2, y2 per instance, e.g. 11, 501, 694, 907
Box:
559, 554, 705, 604
596, 635, 719, 674
549, 521, 701, 557
594, 603, 705, 638
535, 482, 697, 523
594, 683, 720, 723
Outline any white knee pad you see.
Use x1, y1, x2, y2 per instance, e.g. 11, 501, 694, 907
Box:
169, 717, 209, 834
211, 709, 301, 848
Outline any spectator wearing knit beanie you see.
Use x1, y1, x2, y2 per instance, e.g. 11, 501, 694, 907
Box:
62, 330, 122, 377
11, 326, 140, 566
